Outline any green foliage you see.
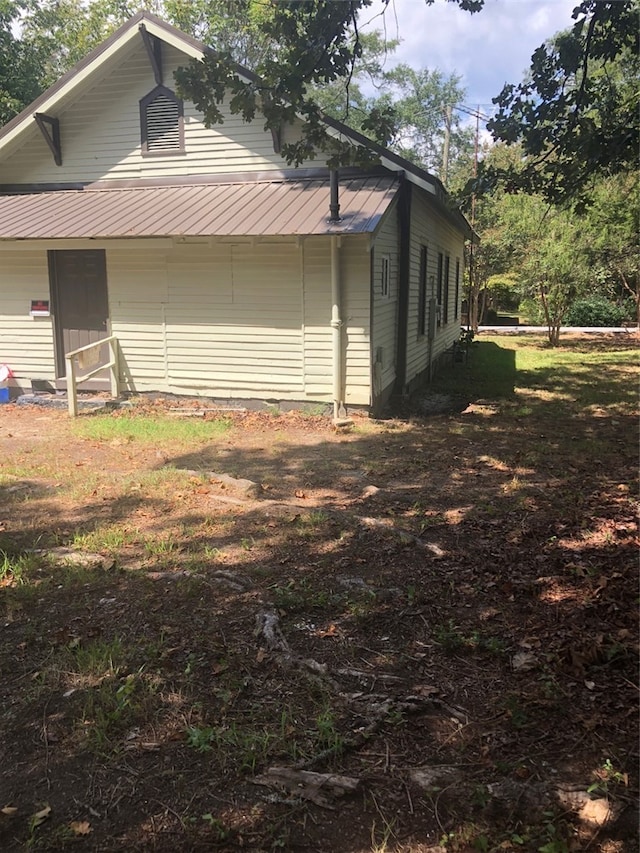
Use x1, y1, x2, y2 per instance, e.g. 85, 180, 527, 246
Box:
458, 327, 475, 347
174, 0, 484, 169
0, 0, 44, 124
164, 0, 273, 67
587, 758, 628, 794
434, 621, 506, 655
305, 30, 399, 136
518, 297, 545, 325
465, 141, 639, 342
565, 295, 627, 326
481, 1, 639, 207
186, 724, 215, 752
376, 64, 472, 176
0, 550, 40, 585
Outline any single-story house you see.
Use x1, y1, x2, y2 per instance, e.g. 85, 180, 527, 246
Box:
0, 11, 474, 417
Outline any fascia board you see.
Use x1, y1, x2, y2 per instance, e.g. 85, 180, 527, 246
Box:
0, 27, 144, 153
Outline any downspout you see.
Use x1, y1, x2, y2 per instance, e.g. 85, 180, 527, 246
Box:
329, 169, 346, 422
330, 234, 346, 421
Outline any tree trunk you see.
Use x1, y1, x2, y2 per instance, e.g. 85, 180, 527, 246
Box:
617, 268, 640, 327
539, 282, 561, 346
479, 287, 489, 325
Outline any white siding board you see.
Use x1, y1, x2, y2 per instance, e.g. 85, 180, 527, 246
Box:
162, 242, 304, 394
405, 191, 465, 385
0, 42, 326, 185
371, 208, 399, 396
341, 236, 371, 404
109, 248, 168, 386
0, 251, 56, 380
301, 236, 370, 405
302, 237, 332, 399
0, 236, 374, 405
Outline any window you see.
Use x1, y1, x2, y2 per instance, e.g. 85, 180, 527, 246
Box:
418, 245, 428, 336
436, 252, 443, 326
140, 85, 184, 156
443, 255, 450, 325
381, 255, 391, 298
454, 259, 460, 320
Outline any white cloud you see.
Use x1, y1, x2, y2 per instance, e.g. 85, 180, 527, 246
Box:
362, 0, 578, 111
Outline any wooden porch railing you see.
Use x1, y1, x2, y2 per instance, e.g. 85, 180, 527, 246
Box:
64, 335, 119, 417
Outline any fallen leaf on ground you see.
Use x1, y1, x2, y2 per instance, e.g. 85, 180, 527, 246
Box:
30, 805, 51, 827
1, 806, 18, 816
70, 820, 92, 835
412, 685, 439, 697
512, 651, 538, 672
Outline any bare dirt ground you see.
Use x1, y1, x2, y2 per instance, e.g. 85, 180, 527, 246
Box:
0, 335, 638, 852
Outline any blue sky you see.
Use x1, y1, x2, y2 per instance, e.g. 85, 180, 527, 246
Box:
362, 0, 578, 117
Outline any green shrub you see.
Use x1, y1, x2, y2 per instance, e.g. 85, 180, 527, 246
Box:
518, 297, 545, 325
566, 297, 627, 327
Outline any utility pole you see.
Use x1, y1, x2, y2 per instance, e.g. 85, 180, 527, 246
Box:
471, 106, 479, 228
441, 104, 453, 185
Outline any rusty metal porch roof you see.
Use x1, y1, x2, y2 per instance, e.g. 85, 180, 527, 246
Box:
0, 175, 398, 240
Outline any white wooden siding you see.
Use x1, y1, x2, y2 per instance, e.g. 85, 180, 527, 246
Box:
371, 205, 399, 397
405, 191, 465, 384
168, 242, 303, 393
301, 237, 332, 398
341, 237, 371, 405
0, 42, 326, 186
298, 236, 370, 405
0, 251, 56, 381
108, 248, 169, 383
108, 241, 303, 397
0, 236, 371, 404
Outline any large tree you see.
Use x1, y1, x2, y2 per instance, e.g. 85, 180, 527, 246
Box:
376, 65, 472, 178
580, 172, 640, 324
173, 0, 485, 168
482, 0, 639, 208
0, 0, 43, 124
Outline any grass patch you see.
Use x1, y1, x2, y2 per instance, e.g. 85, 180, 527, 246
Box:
73, 413, 231, 445
0, 550, 42, 586
432, 334, 639, 413
72, 525, 139, 552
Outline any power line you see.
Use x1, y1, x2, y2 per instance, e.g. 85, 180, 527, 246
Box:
457, 104, 493, 122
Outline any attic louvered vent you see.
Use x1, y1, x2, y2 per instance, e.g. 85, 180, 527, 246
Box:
140, 85, 184, 156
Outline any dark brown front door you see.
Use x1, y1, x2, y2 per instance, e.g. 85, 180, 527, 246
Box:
49, 250, 109, 382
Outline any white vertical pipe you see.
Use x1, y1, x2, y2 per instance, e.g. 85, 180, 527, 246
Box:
330, 235, 343, 420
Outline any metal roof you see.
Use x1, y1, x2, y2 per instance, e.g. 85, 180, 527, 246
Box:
0, 175, 398, 240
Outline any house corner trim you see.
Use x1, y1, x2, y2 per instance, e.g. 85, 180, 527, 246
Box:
393, 174, 412, 396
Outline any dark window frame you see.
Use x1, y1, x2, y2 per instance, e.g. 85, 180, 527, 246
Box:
454, 258, 460, 320
139, 84, 185, 158
381, 255, 391, 299
443, 255, 450, 325
436, 252, 443, 327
